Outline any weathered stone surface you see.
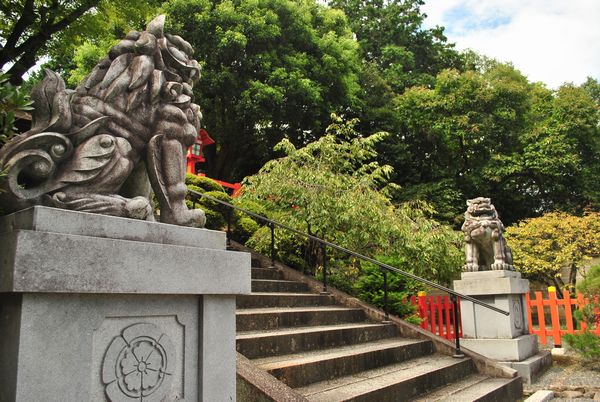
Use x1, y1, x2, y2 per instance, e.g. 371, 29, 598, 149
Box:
524, 390, 554, 402
0, 207, 249, 295
562, 390, 585, 398
461, 197, 515, 272
454, 272, 530, 296
0, 207, 250, 402
461, 335, 538, 361
502, 350, 552, 384
0, 15, 205, 227
0, 205, 224, 247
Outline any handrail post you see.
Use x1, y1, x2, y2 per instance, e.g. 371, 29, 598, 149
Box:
320, 242, 328, 294
269, 222, 275, 268
451, 295, 465, 358
383, 268, 390, 322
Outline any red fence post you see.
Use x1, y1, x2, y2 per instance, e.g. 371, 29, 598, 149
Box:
418, 291, 428, 330
444, 296, 452, 340
436, 296, 444, 338
563, 290, 575, 336
547, 287, 562, 347
535, 291, 547, 345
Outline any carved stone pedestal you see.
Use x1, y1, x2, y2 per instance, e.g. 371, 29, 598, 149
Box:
454, 270, 551, 384
0, 206, 250, 401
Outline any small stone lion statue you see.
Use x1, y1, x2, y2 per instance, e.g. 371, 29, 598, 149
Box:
461, 197, 515, 272
0, 15, 205, 227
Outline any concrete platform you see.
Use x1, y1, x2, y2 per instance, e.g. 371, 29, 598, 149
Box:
502, 350, 553, 385
0, 206, 251, 402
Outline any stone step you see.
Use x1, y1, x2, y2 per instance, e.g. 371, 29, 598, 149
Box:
295, 354, 474, 402
251, 279, 309, 293
236, 292, 335, 308
236, 306, 366, 331
410, 374, 522, 402
236, 322, 398, 359
251, 267, 283, 280
253, 338, 434, 388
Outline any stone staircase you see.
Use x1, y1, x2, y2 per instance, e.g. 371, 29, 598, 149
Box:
236, 255, 523, 401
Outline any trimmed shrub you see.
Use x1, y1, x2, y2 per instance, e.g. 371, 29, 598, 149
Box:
232, 216, 259, 244
185, 174, 225, 193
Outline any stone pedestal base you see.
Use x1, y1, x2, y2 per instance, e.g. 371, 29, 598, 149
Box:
0, 207, 251, 402
454, 270, 550, 383
461, 334, 538, 361
502, 351, 552, 385
454, 270, 529, 339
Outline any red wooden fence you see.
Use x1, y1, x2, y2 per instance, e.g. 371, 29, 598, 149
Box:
411, 288, 599, 346
526, 287, 600, 346
409, 292, 462, 341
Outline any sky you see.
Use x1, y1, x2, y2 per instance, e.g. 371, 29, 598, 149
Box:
421, 0, 600, 89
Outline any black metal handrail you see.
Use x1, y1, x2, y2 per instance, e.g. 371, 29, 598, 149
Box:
189, 189, 510, 357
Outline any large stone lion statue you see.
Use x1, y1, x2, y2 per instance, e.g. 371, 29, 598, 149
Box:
461, 197, 515, 272
0, 15, 205, 227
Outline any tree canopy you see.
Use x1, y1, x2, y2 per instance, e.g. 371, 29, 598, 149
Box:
505, 212, 600, 290
162, 0, 362, 181
237, 117, 463, 285
389, 63, 600, 225
1, 0, 162, 84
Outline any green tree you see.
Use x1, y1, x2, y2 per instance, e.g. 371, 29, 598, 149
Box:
162, 0, 361, 181
391, 63, 532, 224
1, 0, 162, 85
0, 72, 32, 145
328, 0, 462, 90
389, 60, 600, 225
505, 212, 600, 290
237, 117, 462, 286
581, 77, 600, 105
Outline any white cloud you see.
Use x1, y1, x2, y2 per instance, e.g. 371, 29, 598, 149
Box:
422, 0, 600, 88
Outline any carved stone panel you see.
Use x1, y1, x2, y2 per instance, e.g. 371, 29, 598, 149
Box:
102, 323, 175, 402
92, 313, 189, 401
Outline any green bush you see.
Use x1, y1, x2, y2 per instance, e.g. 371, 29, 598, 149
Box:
352, 262, 419, 319
199, 191, 233, 218
563, 263, 600, 367
203, 208, 226, 230
246, 226, 310, 272
192, 191, 233, 230
564, 331, 600, 368
232, 215, 259, 244
185, 174, 225, 193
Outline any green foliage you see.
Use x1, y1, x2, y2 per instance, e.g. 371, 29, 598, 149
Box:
352, 262, 418, 319
245, 226, 311, 273
203, 208, 226, 230
240, 117, 463, 288
185, 175, 230, 229
505, 212, 600, 289
563, 331, 600, 368
1, 1, 162, 84
232, 216, 260, 244
390, 62, 600, 226
0, 72, 32, 144
162, 0, 362, 180
328, 0, 462, 91
563, 263, 600, 367
185, 174, 226, 193
579, 264, 600, 298
197, 190, 233, 230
